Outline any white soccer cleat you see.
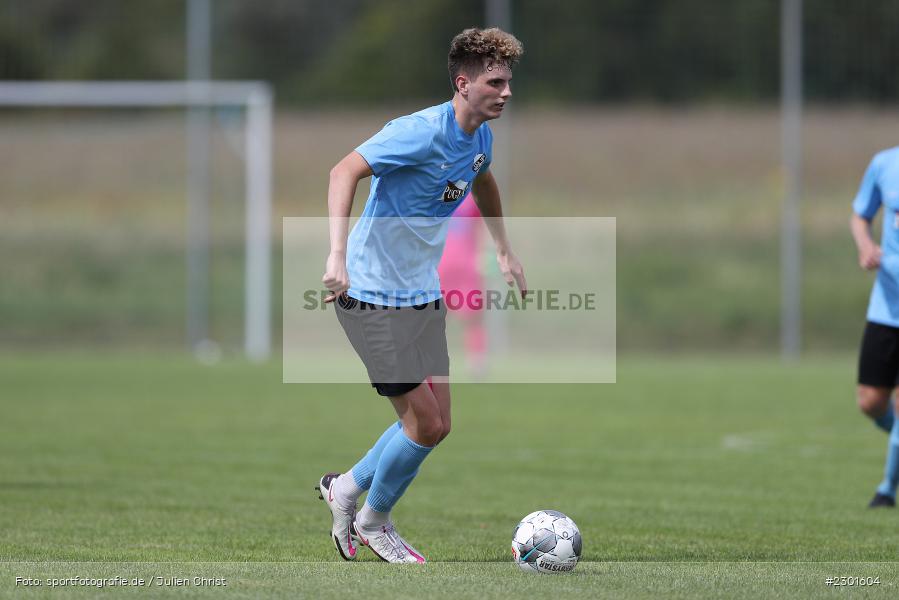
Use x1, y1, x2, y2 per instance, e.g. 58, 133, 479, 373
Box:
352, 519, 427, 564
315, 472, 358, 561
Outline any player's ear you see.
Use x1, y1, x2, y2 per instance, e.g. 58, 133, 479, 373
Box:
455, 74, 470, 97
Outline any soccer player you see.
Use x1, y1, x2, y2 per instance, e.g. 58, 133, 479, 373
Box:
315, 28, 526, 562
850, 147, 899, 508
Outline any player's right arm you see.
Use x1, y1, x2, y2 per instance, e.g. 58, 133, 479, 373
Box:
323, 151, 373, 303
472, 169, 527, 298
850, 153, 884, 272
850, 213, 882, 271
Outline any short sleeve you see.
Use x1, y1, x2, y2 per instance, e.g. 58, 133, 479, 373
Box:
853, 154, 884, 219
355, 117, 433, 177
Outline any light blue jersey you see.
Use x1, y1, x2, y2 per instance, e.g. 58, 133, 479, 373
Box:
853, 146, 899, 328
347, 101, 492, 306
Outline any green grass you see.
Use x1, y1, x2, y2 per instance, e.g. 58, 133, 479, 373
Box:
2, 355, 899, 598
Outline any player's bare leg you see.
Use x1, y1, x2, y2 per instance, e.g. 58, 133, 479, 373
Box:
858, 385, 899, 508
352, 382, 445, 562
857, 384, 892, 426
391, 381, 447, 447
429, 378, 452, 445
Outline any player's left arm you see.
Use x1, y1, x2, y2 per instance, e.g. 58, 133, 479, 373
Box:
472, 170, 527, 297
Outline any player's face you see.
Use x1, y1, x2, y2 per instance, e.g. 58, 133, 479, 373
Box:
466, 60, 512, 120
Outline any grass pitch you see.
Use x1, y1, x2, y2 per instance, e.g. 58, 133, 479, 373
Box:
1, 355, 898, 598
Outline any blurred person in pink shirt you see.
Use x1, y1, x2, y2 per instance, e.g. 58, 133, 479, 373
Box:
438, 193, 488, 378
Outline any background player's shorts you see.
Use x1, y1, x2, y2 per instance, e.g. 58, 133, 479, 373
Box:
335, 294, 449, 397
857, 321, 899, 388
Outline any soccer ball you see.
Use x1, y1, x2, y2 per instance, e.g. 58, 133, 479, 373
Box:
511, 510, 582, 574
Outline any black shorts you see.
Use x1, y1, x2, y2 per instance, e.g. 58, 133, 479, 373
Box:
857, 321, 899, 388
334, 294, 449, 397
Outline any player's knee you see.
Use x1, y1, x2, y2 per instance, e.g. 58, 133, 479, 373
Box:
438, 419, 451, 443
857, 387, 888, 418
857, 394, 877, 417
415, 416, 444, 447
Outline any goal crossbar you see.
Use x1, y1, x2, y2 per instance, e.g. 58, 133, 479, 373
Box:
0, 80, 268, 107
0, 81, 272, 361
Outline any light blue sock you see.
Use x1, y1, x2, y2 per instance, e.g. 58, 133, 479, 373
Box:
876, 418, 899, 498
350, 421, 401, 490
365, 430, 433, 513
874, 401, 895, 433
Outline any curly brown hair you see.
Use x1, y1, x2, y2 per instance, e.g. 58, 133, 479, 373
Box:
447, 27, 524, 92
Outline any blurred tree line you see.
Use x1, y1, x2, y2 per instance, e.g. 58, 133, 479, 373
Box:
1, 0, 898, 105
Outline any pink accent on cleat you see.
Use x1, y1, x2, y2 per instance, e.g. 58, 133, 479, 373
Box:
402, 542, 426, 563
347, 530, 356, 557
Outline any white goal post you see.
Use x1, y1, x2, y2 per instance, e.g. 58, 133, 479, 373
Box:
0, 81, 272, 361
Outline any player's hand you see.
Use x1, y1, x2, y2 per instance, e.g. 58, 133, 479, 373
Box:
497, 250, 527, 299
859, 244, 882, 271
322, 251, 350, 303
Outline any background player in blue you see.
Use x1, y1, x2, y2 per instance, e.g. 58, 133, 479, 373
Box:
850, 147, 899, 508
316, 28, 527, 562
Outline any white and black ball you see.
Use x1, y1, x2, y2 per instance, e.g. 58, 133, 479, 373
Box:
511, 510, 582, 574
